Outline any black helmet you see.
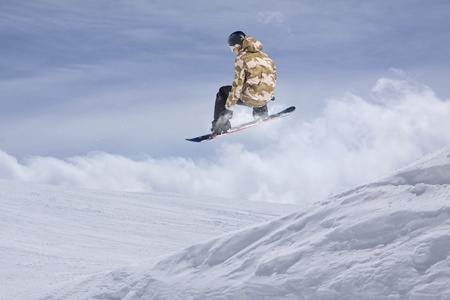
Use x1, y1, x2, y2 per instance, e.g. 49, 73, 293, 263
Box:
228, 31, 246, 47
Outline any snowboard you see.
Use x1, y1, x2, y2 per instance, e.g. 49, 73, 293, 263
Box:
186, 106, 295, 142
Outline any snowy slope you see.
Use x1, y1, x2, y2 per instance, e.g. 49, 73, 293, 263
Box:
0, 181, 298, 300
46, 146, 450, 299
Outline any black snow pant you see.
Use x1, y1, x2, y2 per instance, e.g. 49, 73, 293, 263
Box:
213, 85, 269, 122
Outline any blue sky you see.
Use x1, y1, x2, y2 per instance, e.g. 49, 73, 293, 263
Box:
1, 0, 450, 203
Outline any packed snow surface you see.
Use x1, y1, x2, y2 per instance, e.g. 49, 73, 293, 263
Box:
3, 146, 450, 299
0, 181, 297, 300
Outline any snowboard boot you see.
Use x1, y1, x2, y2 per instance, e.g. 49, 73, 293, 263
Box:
211, 109, 233, 135
211, 119, 231, 135
253, 105, 268, 121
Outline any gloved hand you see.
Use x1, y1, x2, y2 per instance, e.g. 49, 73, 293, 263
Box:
211, 109, 233, 135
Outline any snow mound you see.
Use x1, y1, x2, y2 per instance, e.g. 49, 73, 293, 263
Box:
48, 147, 450, 299
0, 180, 296, 300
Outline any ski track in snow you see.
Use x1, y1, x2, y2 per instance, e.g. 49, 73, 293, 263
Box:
3, 146, 450, 299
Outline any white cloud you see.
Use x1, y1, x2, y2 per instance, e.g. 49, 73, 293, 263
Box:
256, 11, 294, 38
257, 12, 286, 26
2, 0, 450, 162
1, 75, 449, 204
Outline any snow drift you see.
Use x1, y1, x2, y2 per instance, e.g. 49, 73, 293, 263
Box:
47, 146, 450, 299
0, 180, 296, 300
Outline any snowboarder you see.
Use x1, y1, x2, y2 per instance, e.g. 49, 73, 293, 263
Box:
211, 31, 277, 135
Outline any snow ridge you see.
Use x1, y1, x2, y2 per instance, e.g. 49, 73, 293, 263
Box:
48, 146, 450, 299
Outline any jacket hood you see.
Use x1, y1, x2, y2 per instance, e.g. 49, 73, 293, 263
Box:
241, 36, 263, 53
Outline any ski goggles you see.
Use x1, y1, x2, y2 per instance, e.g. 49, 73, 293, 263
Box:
228, 44, 241, 54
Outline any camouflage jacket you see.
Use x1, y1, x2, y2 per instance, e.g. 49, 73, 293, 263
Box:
225, 36, 277, 110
